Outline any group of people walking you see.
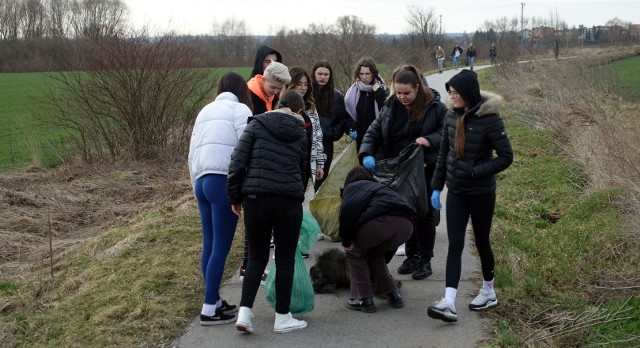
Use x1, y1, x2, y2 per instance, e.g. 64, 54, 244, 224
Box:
436, 42, 495, 72
187, 44, 513, 334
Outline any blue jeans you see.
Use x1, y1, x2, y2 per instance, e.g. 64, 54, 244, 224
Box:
195, 174, 239, 305
240, 195, 302, 314
468, 56, 475, 70
453, 56, 460, 69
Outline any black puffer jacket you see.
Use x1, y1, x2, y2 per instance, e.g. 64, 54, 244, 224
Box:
316, 88, 348, 143
227, 109, 308, 204
339, 180, 416, 247
432, 91, 513, 195
359, 89, 447, 165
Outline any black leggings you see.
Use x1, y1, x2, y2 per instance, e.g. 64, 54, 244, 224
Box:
445, 190, 496, 289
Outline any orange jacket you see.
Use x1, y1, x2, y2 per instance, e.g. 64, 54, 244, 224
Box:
247, 75, 273, 112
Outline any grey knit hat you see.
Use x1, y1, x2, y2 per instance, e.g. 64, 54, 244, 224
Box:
263, 61, 291, 84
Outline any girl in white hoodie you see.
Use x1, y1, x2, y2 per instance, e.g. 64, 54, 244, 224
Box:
188, 72, 253, 325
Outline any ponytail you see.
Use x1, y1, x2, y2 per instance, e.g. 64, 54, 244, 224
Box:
455, 113, 467, 158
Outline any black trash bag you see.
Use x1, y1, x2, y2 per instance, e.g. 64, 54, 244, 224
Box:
373, 144, 429, 218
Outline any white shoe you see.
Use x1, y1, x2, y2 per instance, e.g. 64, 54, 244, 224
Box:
395, 243, 406, 256
274, 312, 307, 333
317, 233, 325, 241
427, 298, 458, 323
468, 288, 498, 310
235, 306, 254, 333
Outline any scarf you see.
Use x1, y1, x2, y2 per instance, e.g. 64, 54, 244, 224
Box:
344, 77, 385, 122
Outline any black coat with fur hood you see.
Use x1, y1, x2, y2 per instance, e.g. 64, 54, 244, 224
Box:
432, 91, 513, 195
339, 180, 416, 248
227, 109, 308, 204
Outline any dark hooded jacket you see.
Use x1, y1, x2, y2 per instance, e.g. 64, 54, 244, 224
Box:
359, 88, 447, 166
432, 90, 513, 195
250, 46, 282, 78
314, 87, 349, 156
339, 180, 416, 248
227, 109, 308, 204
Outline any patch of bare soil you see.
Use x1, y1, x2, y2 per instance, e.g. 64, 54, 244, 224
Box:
0, 160, 191, 280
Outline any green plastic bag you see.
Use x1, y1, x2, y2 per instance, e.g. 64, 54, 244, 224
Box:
264, 210, 318, 314
309, 142, 360, 241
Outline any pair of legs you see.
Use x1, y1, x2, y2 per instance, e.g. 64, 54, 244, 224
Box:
437, 58, 444, 72
468, 57, 475, 70
453, 56, 460, 69
347, 215, 413, 299
195, 174, 238, 310
240, 195, 302, 314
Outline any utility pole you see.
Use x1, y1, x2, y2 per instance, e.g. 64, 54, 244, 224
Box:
521, 2, 525, 39
439, 14, 442, 34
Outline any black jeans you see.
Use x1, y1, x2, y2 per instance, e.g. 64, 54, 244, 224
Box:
445, 190, 496, 289
239, 195, 302, 314
404, 164, 436, 261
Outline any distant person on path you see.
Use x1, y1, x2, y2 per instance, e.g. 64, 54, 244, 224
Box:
451, 44, 463, 70
228, 90, 309, 334
344, 57, 389, 151
466, 43, 477, 71
188, 72, 253, 325
359, 65, 446, 281
240, 61, 292, 279
435, 46, 446, 73
311, 60, 349, 192
282, 67, 326, 192
339, 166, 415, 313
489, 43, 497, 65
427, 70, 513, 323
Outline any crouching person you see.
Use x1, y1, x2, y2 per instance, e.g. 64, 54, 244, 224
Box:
339, 166, 416, 313
228, 90, 309, 334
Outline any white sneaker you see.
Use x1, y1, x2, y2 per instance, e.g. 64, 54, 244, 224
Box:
235, 306, 254, 333
395, 243, 406, 256
427, 298, 458, 323
274, 312, 307, 333
468, 288, 498, 310
317, 233, 325, 241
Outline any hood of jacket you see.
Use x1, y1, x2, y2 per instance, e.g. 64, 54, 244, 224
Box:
251, 46, 282, 77
252, 109, 306, 143
445, 90, 504, 117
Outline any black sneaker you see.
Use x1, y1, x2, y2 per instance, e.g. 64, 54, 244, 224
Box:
218, 300, 237, 314
397, 256, 420, 274
412, 258, 433, 280
301, 252, 310, 259
387, 290, 404, 309
346, 296, 376, 313
200, 309, 235, 325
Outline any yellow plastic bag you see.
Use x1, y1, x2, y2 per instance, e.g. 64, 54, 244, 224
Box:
309, 142, 359, 242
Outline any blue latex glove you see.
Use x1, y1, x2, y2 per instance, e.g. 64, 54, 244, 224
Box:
363, 156, 375, 172
431, 190, 442, 210
348, 129, 357, 140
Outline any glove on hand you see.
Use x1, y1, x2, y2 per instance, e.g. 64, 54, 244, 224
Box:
348, 130, 357, 140
431, 190, 442, 210
363, 156, 375, 172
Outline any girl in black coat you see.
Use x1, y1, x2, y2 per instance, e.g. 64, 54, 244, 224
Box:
359, 65, 446, 281
339, 166, 415, 313
428, 70, 513, 323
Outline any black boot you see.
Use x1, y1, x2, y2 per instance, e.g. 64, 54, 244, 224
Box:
387, 290, 404, 309
411, 257, 433, 280
346, 296, 376, 313
397, 256, 420, 274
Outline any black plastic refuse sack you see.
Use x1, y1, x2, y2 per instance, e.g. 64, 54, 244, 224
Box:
373, 144, 429, 218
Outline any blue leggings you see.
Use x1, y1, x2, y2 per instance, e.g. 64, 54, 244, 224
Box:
195, 174, 238, 305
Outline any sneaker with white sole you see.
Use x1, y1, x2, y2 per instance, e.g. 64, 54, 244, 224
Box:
468, 288, 498, 311
218, 300, 237, 314
274, 312, 307, 333
235, 306, 254, 333
200, 309, 235, 326
427, 298, 458, 323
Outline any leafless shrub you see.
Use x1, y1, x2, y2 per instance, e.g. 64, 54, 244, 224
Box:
42, 29, 216, 162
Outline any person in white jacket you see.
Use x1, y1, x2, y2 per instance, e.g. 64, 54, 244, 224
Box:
188, 71, 253, 326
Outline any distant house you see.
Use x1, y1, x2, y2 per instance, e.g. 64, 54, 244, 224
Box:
531, 26, 554, 41
630, 24, 640, 42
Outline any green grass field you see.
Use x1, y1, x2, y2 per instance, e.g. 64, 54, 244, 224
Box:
610, 55, 640, 99
0, 67, 255, 172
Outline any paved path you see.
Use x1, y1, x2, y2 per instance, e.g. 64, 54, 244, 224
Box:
174, 66, 493, 348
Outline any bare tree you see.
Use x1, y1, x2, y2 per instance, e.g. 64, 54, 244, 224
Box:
210, 17, 252, 66
46, 0, 72, 38
405, 4, 441, 68
0, 0, 22, 40
43, 30, 216, 161
20, 0, 47, 38
483, 16, 522, 64
549, 10, 568, 59
70, 0, 128, 40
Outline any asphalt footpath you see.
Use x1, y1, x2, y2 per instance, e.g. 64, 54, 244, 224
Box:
174, 66, 493, 348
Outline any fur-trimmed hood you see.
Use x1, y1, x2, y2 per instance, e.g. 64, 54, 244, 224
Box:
445, 91, 504, 117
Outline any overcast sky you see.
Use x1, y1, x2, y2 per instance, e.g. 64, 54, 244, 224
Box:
125, 0, 640, 35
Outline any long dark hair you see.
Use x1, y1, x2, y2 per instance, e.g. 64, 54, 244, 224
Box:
392, 65, 434, 122
276, 90, 305, 115
311, 60, 334, 117
217, 71, 253, 112
283, 67, 316, 112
